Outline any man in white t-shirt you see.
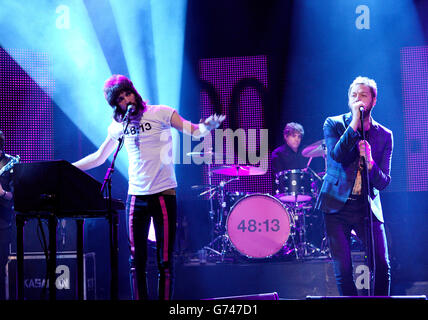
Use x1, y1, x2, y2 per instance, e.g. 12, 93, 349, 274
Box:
73, 74, 225, 300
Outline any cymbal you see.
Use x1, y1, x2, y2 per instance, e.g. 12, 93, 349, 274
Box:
191, 184, 216, 190
302, 139, 326, 158
186, 151, 217, 157
212, 165, 266, 176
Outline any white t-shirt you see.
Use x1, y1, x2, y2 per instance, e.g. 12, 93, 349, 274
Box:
107, 105, 177, 195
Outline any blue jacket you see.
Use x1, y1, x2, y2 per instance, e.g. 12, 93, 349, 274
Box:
315, 112, 393, 222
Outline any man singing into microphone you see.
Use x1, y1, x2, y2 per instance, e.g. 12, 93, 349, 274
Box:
315, 76, 392, 296
73, 75, 225, 300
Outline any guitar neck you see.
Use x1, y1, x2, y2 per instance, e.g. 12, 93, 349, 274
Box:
0, 155, 20, 176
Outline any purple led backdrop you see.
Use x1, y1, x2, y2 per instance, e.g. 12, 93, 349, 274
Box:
2, 46, 426, 195
199, 55, 271, 195
0, 48, 54, 162
401, 46, 428, 192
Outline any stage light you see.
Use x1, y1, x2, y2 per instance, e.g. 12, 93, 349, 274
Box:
109, 0, 188, 164
0, 0, 188, 179
0, 1, 119, 169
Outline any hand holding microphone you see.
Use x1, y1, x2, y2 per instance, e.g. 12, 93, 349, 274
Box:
351, 101, 365, 119
359, 140, 374, 170
355, 102, 373, 170
349, 100, 366, 132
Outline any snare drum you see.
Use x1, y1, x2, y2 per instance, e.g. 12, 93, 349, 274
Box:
226, 194, 293, 258
274, 169, 315, 203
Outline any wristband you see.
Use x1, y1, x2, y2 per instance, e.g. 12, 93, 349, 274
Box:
198, 122, 209, 135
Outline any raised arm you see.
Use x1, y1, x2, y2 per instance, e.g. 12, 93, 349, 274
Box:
170, 111, 225, 138
72, 135, 118, 171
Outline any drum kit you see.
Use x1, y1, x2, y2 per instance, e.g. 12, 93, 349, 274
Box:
188, 139, 329, 263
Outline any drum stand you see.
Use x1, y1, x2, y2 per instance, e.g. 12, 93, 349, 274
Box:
319, 235, 330, 256
198, 175, 239, 263
201, 180, 230, 263
287, 164, 329, 260
286, 200, 323, 260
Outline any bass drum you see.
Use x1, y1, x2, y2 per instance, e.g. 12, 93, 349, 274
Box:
226, 193, 293, 258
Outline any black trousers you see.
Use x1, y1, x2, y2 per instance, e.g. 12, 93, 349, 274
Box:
126, 193, 177, 300
324, 196, 391, 296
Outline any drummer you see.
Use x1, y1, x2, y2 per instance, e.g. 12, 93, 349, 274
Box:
271, 122, 307, 176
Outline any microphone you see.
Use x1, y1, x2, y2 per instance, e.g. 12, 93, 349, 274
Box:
359, 105, 365, 122
123, 104, 135, 122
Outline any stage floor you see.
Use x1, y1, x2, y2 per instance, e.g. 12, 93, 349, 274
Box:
173, 257, 339, 300
171, 257, 428, 300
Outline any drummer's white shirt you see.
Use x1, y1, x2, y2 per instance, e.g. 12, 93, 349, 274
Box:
107, 105, 177, 195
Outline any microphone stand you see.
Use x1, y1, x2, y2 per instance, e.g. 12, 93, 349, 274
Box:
100, 116, 131, 300
360, 109, 376, 296
100, 137, 123, 201
101, 109, 133, 199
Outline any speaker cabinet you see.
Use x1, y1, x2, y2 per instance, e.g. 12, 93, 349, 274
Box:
5, 252, 96, 300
